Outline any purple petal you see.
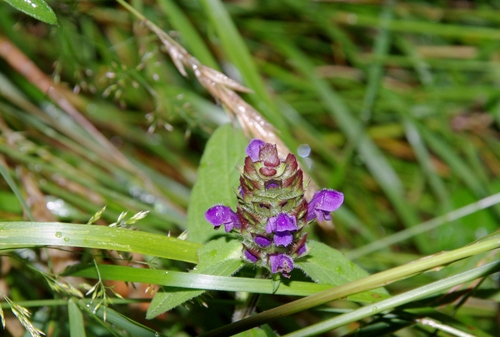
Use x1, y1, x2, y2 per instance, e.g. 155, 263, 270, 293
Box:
273, 231, 294, 247
244, 249, 259, 263
246, 139, 265, 162
269, 254, 294, 277
307, 189, 344, 222
255, 235, 272, 248
267, 213, 297, 233
205, 205, 241, 232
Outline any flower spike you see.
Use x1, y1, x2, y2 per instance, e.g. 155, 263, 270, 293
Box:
205, 139, 343, 277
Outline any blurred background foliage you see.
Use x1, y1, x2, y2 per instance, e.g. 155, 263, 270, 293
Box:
1, 0, 500, 336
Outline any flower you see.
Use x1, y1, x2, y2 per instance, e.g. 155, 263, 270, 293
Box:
244, 249, 259, 263
273, 232, 294, 247
246, 139, 265, 162
266, 213, 298, 233
297, 243, 307, 256
254, 235, 272, 248
205, 205, 241, 232
307, 189, 344, 222
266, 213, 298, 247
269, 254, 294, 278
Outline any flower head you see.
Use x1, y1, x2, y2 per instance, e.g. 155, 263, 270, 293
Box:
206, 139, 343, 278
307, 189, 344, 222
205, 205, 241, 232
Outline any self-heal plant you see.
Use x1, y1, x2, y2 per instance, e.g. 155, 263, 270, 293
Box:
205, 139, 344, 278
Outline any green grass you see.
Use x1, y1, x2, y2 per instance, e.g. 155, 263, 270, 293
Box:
1, 0, 500, 336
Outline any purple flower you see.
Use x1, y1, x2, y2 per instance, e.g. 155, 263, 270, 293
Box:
244, 249, 259, 263
266, 213, 298, 233
297, 243, 307, 256
254, 235, 272, 248
205, 205, 241, 232
273, 232, 294, 247
307, 189, 344, 222
269, 254, 294, 277
246, 139, 265, 162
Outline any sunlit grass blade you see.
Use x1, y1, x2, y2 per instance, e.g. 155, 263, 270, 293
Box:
0, 222, 200, 263
67, 262, 387, 302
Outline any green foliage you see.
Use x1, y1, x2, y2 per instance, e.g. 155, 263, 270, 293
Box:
187, 123, 248, 243
296, 240, 388, 299
2, 0, 56, 24
68, 299, 85, 337
0, 222, 200, 263
147, 237, 244, 318
1, 0, 500, 336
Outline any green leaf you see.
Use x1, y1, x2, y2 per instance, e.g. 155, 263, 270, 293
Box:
0, 222, 200, 264
146, 237, 244, 319
89, 305, 159, 337
3, 0, 57, 25
68, 299, 86, 337
187, 124, 247, 244
296, 241, 388, 299
69, 264, 335, 297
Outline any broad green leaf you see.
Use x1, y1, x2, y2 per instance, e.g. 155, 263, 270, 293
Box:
146, 237, 244, 319
68, 299, 86, 337
3, 0, 57, 25
0, 222, 200, 264
187, 124, 247, 243
296, 241, 388, 297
